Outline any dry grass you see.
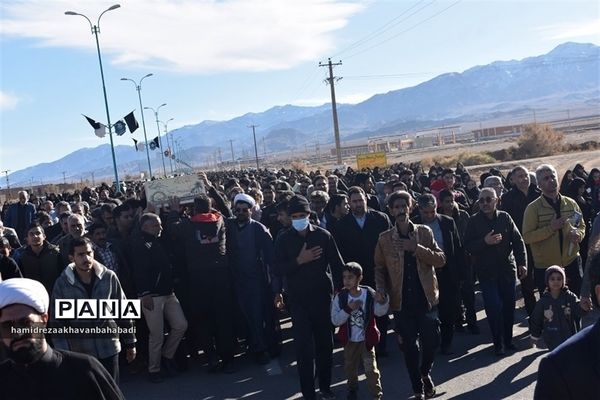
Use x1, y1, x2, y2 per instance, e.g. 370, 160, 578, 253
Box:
421, 151, 497, 168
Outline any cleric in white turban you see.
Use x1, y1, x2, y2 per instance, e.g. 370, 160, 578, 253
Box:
0, 278, 125, 399
0, 278, 49, 315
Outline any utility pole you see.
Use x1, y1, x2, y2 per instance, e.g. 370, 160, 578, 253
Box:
229, 139, 235, 163
533, 109, 537, 124
62, 171, 67, 186
262, 136, 267, 158
91, 172, 95, 187
319, 58, 343, 164
1, 170, 10, 200
248, 124, 260, 170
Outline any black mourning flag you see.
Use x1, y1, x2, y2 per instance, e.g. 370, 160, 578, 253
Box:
149, 137, 160, 150
124, 111, 139, 133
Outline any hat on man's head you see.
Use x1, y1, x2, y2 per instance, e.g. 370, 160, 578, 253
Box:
233, 193, 256, 208
287, 195, 311, 215
0, 278, 49, 314
545, 265, 566, 287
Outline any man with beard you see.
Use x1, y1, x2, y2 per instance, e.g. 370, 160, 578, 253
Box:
500, 166, 540, 316
226, 193, 279, 364
49, 237, 136, 383
57, 214, 87, 269
17, 222, 62, 295
0, 278, 124, 399
374, 191, 446, 400
412, 194, 464, 354
523, 164, 586, 296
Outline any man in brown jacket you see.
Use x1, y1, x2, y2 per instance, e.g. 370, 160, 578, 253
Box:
375, 191, 446, 400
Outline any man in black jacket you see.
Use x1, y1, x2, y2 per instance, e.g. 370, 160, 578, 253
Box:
335, 186, 392, 355
274, 195, 344, 400
131, 213, 188, 382
413, 194, 465, 354
354, 173, 382, 211
534, 250, 600, 399
167, 194, 237, 373
464, 188, 527, 356
500, 166, 540, 316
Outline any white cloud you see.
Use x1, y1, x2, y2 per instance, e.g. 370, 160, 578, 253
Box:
0, 91, 20, 110
0, 0, 365, 74
534, 18, 600, 41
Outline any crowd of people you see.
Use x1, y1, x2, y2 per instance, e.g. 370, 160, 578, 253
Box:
0, 160, 599, 400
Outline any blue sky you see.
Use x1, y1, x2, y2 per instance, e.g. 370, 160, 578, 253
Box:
1, 0, 599, 174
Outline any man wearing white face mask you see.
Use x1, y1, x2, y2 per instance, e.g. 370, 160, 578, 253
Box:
274, 195, 345, 400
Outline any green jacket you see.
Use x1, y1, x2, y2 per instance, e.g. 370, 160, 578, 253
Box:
522, 195, 585, 269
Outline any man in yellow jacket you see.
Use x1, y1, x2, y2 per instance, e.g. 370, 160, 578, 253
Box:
523, 164, 586, 296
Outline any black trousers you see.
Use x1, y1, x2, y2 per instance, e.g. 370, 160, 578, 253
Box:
394, 308, 440, 395
376, 314, 390, 353
99, 353, 119, 384
457, 258, 476, 327
437, 268, 460, 349
520, 246, 537, 316
289, 297, 333, 400
190, 268, 236, 362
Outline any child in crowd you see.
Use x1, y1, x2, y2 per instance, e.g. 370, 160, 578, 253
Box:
331, 262, 389, 400
529, 265, 581, 350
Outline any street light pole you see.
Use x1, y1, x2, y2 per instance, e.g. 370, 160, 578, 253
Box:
161, 118, 175, 175
121, 73, 154, 179
248, 124, 260, 170
65, 4, 122, 193
145, 104, 168, 178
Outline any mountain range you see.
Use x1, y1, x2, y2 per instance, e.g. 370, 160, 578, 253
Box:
7, 42, 599, 186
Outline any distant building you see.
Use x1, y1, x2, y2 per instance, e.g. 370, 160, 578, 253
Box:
473, 124, 524, 140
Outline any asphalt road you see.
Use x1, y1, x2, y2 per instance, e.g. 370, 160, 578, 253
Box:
120, 288, 599, 400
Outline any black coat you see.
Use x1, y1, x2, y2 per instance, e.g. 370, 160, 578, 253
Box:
0, 346, 124, 400
464, 210, 526, 281
412, 214, 464, 281
534, 319, 600, 399
500, 184, 541, 232
130, 231, 175, 297
335, 210, 391, 287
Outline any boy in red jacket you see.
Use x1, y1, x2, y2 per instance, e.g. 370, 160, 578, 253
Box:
331, 262, 389, 400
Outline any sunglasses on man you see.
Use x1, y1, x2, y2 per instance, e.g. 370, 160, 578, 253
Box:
478, 197, 496, 204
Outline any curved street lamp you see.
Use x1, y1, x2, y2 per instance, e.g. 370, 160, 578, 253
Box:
65, 4, 122, 192
144, 103, 168, 177
121, 73, 154, 179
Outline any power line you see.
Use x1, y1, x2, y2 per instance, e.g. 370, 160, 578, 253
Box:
345, 0, 463, 60
333, 0, 435, 58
